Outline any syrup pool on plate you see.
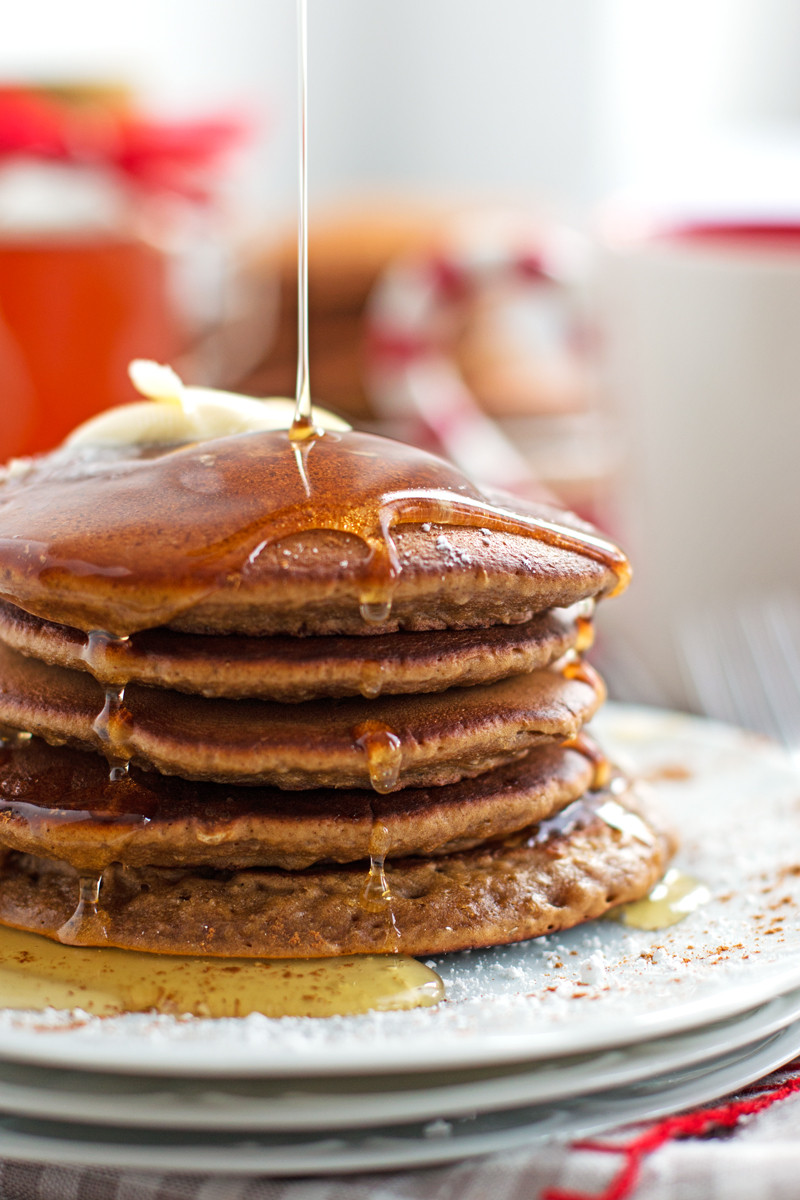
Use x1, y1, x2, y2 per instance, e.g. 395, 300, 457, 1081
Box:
609, 868, 711, 931
0, 925, 443, 1018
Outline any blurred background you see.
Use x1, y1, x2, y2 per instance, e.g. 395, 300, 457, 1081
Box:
1, 0, 800, 721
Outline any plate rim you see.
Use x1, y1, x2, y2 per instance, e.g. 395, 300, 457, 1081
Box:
0, 1017, 796, 1175
1, 987, 800, 1130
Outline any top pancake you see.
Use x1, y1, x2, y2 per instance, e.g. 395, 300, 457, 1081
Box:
0, 429, 625, 636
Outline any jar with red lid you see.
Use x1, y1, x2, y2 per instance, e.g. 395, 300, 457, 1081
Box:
0, 84, 241, 459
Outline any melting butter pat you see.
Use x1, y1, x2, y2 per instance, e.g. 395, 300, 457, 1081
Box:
66, 360, 351, 447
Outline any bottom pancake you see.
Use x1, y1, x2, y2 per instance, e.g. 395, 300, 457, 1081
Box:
0, 783, 675, 957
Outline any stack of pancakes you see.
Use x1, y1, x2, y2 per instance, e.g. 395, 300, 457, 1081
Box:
0, 416, 673, 958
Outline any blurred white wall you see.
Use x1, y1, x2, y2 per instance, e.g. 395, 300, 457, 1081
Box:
602, 0, 800, 217
2, 0, 799, 225
0, 0, 606, 225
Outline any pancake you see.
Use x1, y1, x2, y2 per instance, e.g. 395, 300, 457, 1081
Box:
0, 598, 585, 700
0, 643, 604, 788
0, 782, 675, 957
0, 736, 595, 870
0, 431, 625, 637
0, 391, 661, 968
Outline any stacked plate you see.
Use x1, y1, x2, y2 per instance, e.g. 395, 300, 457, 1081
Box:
0, 705, 797, 1175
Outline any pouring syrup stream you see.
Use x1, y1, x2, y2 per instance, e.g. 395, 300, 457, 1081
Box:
291, 0, 314, 441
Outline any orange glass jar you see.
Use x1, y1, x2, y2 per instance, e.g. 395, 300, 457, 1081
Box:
0, 229, 179, 459
0, 84, 240, 460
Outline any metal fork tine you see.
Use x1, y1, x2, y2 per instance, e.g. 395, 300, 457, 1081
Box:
694, 610, 747, 726
763, 598, 800, 751
739, 605, 785, 736
727, 616, 778, 733
599, 641, 672, 708
681, 609, 729, 720
679, 595, 800, 768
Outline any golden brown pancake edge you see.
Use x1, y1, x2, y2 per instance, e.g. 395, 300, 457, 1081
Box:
0, 431, 621, 637
0, 783, 676, 957
0, 598, 583, 700
0, 737, 595, 870
0, 643, 606, 788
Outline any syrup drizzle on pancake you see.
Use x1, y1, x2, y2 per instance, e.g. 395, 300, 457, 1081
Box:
361, 822, 401, 948
91, 683, 133, 780
0, 793, 149, 839
562, 730, 613, 791
608, 868, 710, 930
57, 870, 108, 945
354, 720, 403, 793
82, 629, 130, 671
361, 853, 392, 913
357, 659, 385, 699
0, 428, 631, 636
521, 795, 600, 847
575, 612, 595, 653
359, 598, 394, 626
595, 791, 657, 847
84, 634, 136, 777
493, 790, 632, 851
560, 653, 602, 691
0, 785, 149, 943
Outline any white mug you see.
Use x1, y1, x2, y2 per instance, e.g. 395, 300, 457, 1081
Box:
597, 222, 800, 710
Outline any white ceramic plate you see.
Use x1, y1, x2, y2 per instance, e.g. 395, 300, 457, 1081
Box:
2, 988, 800, 1131
0, 1018, 796, 1175
0, 705, 797, 1077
